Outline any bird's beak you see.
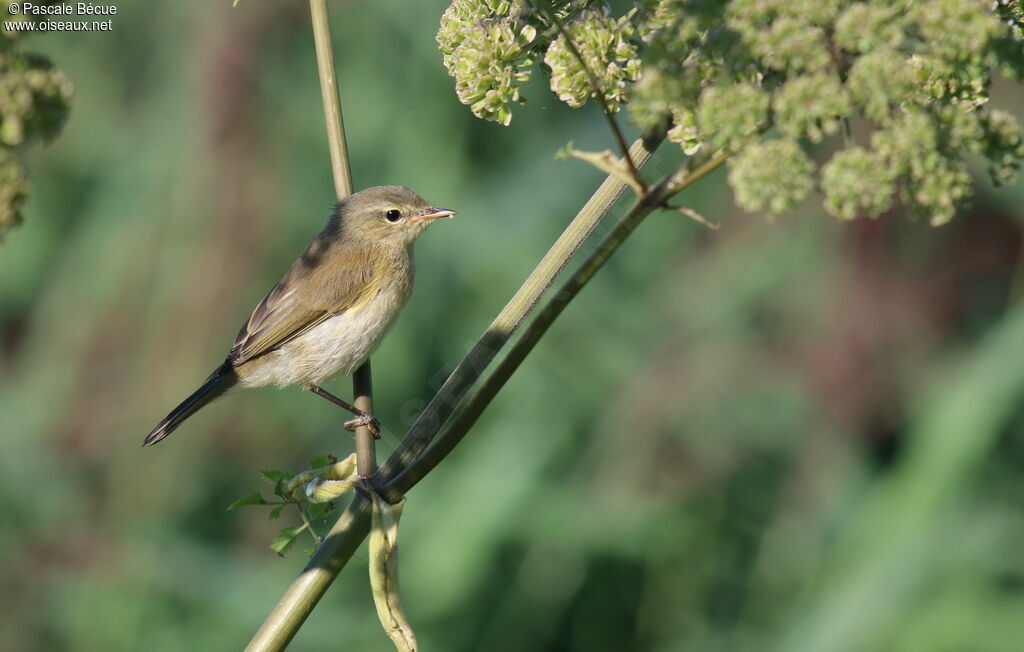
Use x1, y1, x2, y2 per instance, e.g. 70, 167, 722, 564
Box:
408, 208, 457, 223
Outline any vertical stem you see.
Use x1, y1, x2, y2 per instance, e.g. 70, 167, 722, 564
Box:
309, 0, 376, 477
352, 361, 375, 476
247, 137, 664, 649
310, 0, 353, 198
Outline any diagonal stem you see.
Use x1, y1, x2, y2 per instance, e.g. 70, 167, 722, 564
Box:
246, 136, 663, 650
245, 146, 731, 652
246, 493, 373, 652
383, 148, 732, 498
371, 134, 662, 489
308, 0, 376, 478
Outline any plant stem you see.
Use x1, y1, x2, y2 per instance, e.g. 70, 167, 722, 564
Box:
309, 0, 376, 477
245, 136, 662, 649
546, 8, 645, 192
371, 134, 662, 491
246, 148, 729, 651
352, 362, 375, 477
245, 493, 373, 652
310, 0, 352, 198
385, 149, 731, 496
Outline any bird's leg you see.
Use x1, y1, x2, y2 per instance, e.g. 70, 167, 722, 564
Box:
308, 385, 381, 438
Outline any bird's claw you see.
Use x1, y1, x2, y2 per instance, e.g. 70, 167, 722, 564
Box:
344, 413, 381, 439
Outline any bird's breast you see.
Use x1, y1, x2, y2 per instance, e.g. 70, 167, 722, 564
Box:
239, 281, 412, 389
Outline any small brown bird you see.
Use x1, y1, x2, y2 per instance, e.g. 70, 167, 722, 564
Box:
143, 185, 455, 446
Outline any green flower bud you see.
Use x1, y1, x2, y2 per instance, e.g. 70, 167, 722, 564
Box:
729, 5, 831, 73
0, 153, 27, 239
727, 0, 840, 27
667, 108, 701, 154
905, 154, 971, 226
772, 72, 851, 142
437, 0, 536, 125
821, 147, 895, 220
995, 0, 1024, 38
436, 0, 1024, 227
979, 108, 1024, 186
872, 110, 937, 176
834, 2, 905, 53
629, 66, 679, 129
872, 110, 971, 225
544, 9, 641, 111
937, 104, 985, 152
907, 54, 989, 106
698, 82, 769, 148
728, 139, 815, 215
0, 52, 73, 147
846, 48, 912, 122
911, 0, 1002, 61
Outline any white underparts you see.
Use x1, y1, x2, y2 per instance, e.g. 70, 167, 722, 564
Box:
238, 283, 411, 389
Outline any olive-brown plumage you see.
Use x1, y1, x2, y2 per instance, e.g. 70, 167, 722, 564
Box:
143, 185, 454, 446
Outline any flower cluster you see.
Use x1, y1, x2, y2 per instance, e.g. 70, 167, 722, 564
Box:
437, 1, 641, 124
0, 4, 74, 239
438, 0, 1024, 226
0, 152, 28, 236
0, 52, 73, 148
728, 139, 815, 216
544, 8, 640, 111
997, 0, 1024, 39
436, 0, 539, 125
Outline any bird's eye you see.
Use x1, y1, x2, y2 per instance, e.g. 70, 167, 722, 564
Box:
385, 209, 402, 223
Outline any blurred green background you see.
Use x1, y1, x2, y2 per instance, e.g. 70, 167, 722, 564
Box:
3, 2, 1024, 650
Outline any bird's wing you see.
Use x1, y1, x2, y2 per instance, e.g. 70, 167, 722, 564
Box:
229, 243, 376, 366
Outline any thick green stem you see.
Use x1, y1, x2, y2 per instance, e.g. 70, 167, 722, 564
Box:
245, 493, 373, 652
244, 136, 661, 650
246, 143, 726, 650
309, 0, 376, 478
384, 149, 731, 497
310, 0, 353, 199
245, 149, 729, 649
352, 361, 375, 477
371, 135, 662, 490
246, 5, 369, 649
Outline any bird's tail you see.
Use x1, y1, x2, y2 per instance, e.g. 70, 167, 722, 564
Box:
143, 362, 238, 447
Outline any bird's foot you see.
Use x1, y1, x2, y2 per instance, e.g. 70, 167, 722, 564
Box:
344, 413, 381, 439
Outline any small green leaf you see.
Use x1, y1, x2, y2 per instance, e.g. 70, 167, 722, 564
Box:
326, 453, 358, 481
261, 469, 291, 497
260, 469, 290, 483
227, 492, 267, 511
270, 525, 304, 556
309, 454, 336, 469
306, 478, 357, 503
309, 502, 334, 520
559, 142, 646, 196
268, 505, 285, 521
554, 141, 575, 160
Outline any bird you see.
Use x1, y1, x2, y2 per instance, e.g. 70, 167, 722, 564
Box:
143, 185, 455, 447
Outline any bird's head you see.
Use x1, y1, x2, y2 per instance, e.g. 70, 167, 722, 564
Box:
337, 185, 455, 247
